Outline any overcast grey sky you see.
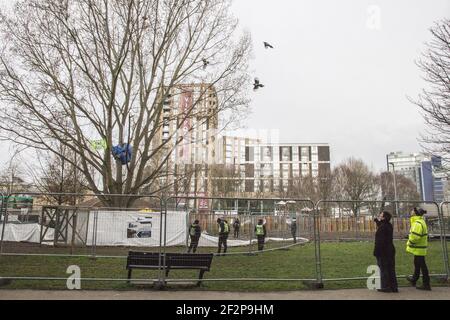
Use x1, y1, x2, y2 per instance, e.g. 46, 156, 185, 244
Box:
0, 0, 448, 172
231, 0, 450, 171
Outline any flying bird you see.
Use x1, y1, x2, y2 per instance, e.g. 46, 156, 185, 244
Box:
253, 78, 264, 91
202, 58, 210, 70
264, 42, 274, 49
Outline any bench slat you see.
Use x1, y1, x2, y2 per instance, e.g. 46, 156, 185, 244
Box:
126, 252, 214, 269
126, 252, 214, 287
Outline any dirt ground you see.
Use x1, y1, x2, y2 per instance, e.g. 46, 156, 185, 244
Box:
1, 287, 450, 300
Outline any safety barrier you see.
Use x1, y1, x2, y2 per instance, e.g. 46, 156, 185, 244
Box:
163, 196, 319, 288
0, 193, 449, 290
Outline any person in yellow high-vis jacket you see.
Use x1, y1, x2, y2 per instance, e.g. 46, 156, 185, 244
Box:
255, 219, 267, 251
406, 208, 431, 291
217, 218, 230, 255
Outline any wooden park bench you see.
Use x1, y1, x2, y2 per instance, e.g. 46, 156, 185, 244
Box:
126, 251, 214, 287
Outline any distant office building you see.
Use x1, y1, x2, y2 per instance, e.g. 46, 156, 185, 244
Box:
387, 152, 447, 202
386, 152, 427, 195
429, 156, 446, 202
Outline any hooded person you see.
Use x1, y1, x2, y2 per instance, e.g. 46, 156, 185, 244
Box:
373, 211, 398, 293
233, 218, 241, 239
291, 217, 298, 244
187, 220, 201, 254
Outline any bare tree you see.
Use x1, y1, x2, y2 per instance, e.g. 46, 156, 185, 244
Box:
168, 164, 203, 208
333, 158, 380, 216
316, 170, 335, 201
380, 172, 420, 202
289, 175, 316, 200
0, 0, 251, 207
289, 172, 334, 202
286, 172, 334, 216
0, 147, 29, 194
413, 19, 450, 165
28, 145, 90, 205
380, 171, 420, 215
209, 164, 242, 197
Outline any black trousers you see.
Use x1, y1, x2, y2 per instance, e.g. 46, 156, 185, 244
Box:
234, 228, 240, 238
257, 236, 265, 251
377, 256, 398, 290
291, 230, 297, 243
188, 236, 200, 253
412, 256, 430, 286
218, 234, 228, 254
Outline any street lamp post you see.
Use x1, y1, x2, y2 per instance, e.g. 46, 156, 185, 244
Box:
388, 162, 399, 215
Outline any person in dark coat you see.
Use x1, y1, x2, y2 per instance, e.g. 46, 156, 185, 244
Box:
187, 220, 201, 253
373, 211, 398, 293
291, 218, 298, 244
233, 218, 241, 239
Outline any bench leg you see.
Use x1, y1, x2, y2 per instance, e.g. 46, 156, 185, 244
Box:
197, 270, 206, 287
127, 269, 132, 284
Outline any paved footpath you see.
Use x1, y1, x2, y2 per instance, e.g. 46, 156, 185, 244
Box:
1, 287, 450, 300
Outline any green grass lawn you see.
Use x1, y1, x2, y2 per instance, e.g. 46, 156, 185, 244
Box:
0, 241, 448, 292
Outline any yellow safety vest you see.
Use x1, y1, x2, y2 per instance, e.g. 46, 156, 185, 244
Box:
224, 222, 229, 234
406, 216, 428, 256
219, 222, 229, 234
256, 225, 264, 236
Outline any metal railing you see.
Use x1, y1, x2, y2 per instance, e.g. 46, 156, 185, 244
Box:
0, 193, 449, 289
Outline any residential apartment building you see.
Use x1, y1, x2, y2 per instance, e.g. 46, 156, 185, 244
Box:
154, 83, 332, 203
214, 137, 331, 196
154, 83, 219, 199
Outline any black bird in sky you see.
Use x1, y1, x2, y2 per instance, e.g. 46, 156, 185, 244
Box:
264, 42, 274, 49
253, 78, 264, 91
202, 58, 210, 70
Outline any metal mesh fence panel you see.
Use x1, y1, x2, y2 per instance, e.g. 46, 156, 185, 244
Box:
0, 194, 165, 288
155, 197, 319, 290
0, 205, 95, 257
439, 202, 450, 279
314, 200, 449, 288
4, 194, 448, 290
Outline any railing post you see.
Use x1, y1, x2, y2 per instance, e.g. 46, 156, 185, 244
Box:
313, 201, 323, 289
162, 197, 169, 287
156, 196, 166, 289
185, 210, 189, 250
248, 213, 254, 255
438, 202, 449, 280
0, 193, 7, 258
90, 210, 98, 259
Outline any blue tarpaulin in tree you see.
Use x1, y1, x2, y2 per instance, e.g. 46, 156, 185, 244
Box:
112, 144, 133, 165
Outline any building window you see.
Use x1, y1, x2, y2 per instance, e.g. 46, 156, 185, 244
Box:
292, 147, 299, 162
301, 147, 310, 162
280, 147, 292, 161
260, 163, 273, 178
261, 147, 273, 162
245, 147, 255, 162
301, 163, 310, 176
318, 146, 330, 162
245, 180, 255, 193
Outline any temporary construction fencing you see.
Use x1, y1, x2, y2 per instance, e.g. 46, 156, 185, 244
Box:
0, 193, 449, 289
